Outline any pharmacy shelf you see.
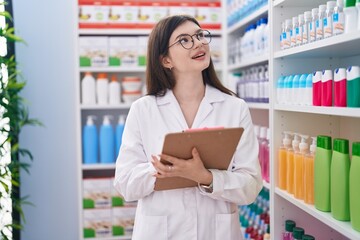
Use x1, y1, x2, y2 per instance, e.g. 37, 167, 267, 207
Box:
274, 31, 360, 59
263, 180, 270, 190
247, 103, 270, 110
79, 28, 222, 36
274, 104, 360, 118
275, 188, 360, 240
80, 104, 132, 110
85, 237, 131, 240
82, 164, 116, 170
273, 0, 326, 8
227, 5, 268, 35
80, 67, 146, 73
228, 55, 268, 71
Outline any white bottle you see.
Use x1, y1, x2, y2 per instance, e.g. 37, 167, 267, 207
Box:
263, 21, 270, 53
280, 21, 285, 50
310, 8, 319, 42
333, 0, 345, 35
284, 19, 292, 49
109, 74, 121, 104
344, 2, 358, 33
96, 73, 109, 105
316, 5, 327, 40
291, 17, 298, 47
81, 72, 96, 105
297, 14, 304, 46
324, 1, 336, 38
303, 11, 312, 45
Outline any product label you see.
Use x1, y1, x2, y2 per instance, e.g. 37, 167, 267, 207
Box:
324, 17, 332, 38
303, 25, 308, 43
316, 19, 324, 40
333, 13, 344, 35
310, 22, 316, 42
290, 29, 296, 46
297, 26, 303, 45
283, 32, 290, 48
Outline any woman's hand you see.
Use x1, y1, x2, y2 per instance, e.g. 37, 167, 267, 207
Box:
151, 147, 213, 185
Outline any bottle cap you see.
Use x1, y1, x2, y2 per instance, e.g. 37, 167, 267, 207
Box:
299, 135, 309, 151
302, 234, 315, 240
103, 115, 113, 125
286, 19, 292, 28
86, 115, 96, 125
111, 75, 118, 82
285, 220, 296, 232
293, 16, 298, 24
283, 131, 293, 147
85, 72, 93, 77
352, 142, 360, 156
254, 125, 260, 137
312, 8, 319, 15
292, 227, 305, 239
292, 133, 301, 148
277, 76, 285, 88
118, 115, 126, 124
310, 137, 317, 153
327, 1, 337, 9
306, 73, 313, 87
317, 135, 332, 150
97, 73, 108, 79
304, 11, 312, 19
334, 68, 347, 82
345, 0, 356, 7
333, 138, 349, 154
298, 14, 304, 22
313, 71, 322, 83
322, 70, 333, 82
346, 66, 360, 80
319, 4, 327, 12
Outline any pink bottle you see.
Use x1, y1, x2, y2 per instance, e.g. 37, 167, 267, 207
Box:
312, 71, 322, 106
263, 128, 270, 183
259, 127, 268, 180
334, 68, 347, 107
321, 70, 333, 106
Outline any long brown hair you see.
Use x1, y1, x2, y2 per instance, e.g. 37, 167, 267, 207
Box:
146, 15, 235, 97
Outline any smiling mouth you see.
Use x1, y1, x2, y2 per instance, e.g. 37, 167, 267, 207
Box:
192, 53, 205, 59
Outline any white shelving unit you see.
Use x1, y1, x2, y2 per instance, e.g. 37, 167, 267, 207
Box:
82, 164, 116, 171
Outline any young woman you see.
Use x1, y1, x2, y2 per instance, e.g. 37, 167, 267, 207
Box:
114, 15, 262, 240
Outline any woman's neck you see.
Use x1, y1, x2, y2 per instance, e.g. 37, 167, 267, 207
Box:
172, 77, 205, 104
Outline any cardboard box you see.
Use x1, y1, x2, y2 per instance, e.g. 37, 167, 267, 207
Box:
79, 37, 108, 67
112, 207, 136, 236
78, 0, 109, 28
108, 0, 139, 27
83, 209, 112, 238
109, 37, 138, 67
83, 178, 111, 209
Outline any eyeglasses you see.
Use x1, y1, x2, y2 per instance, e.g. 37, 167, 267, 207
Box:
168, 30, 212, 50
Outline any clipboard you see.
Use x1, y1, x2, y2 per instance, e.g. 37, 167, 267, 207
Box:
154, 127, 244, 191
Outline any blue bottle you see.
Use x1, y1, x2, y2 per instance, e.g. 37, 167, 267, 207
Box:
83, 115, 98, 164
100, 115, 115, 164
115, 115, 126, 157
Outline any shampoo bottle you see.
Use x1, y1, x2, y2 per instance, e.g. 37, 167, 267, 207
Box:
346, 66, 360, 107
115, 115, 126, 157
331, 138, 350, 221
109, 74, 121, 105
350, 142, 360, 231
81, 72, 96, 105
100, 115, 115, 164
286, 133, 300, 194
298, 74, 307, 105
263, 128, 270, 183
83, 115, 98, 164
278, 131, 292, 190
96, 73, 109, 105
312, 71, 322, 106
304, 137, 316, 205
334, 68, 347, 107
314, 135, 332, 212
321, 70, 333, 106
294, 135, 309, 200
305, 73, 313, 105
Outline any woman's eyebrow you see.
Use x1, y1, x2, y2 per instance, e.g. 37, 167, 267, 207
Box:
174, 29, 203, 40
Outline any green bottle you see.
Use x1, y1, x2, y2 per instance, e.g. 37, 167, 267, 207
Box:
346, 66, 360, 107
331, 138, 350, 221
350, 142, 360, 231
314, 135, 332, 212
302, 235, 315, 240
292, 227, 305, 240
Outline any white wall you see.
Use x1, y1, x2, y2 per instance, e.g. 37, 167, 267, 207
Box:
13, 0, 79, 239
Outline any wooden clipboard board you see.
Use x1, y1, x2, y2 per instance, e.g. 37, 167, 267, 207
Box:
154, 127, 244, 191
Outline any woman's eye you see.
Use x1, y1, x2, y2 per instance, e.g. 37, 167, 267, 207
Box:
197, 33, 205, 38
179, 37, 190, 44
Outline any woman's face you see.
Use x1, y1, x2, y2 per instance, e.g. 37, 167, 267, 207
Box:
165, 21, 211, 74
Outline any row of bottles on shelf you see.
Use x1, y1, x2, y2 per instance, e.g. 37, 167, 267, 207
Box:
78, 0, 222, 29
228, 18, 269, 65
239, 188, 270, 240
276, 66, 360, 107
278, 131, 360, 232
81, 72, 144, 105
254, 125, 270, 183
232, 64, 269, 103
83, 115, 126, 165
227, 0, 268, 27
282, 220, 315, 240
280, 0, 360, 50
83, 177, 136, 238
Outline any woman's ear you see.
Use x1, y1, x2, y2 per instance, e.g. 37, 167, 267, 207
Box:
160, 55, 173, 70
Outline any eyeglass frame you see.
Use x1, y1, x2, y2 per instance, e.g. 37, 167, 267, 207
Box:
168, 29, 212, 50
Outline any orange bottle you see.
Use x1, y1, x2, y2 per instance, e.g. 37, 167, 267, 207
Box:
278, 132, 292, 190
304, 137, 316, 205
294, 135, 309, 200
286, 133, 300, 194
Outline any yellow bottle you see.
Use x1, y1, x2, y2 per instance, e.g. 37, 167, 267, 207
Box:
286, 133, 300, 194
304, 137, 316, 205
278, 132, 292, 190
294, 135, 309, 200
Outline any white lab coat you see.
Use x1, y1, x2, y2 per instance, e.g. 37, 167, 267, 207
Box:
114, 84, 262, 240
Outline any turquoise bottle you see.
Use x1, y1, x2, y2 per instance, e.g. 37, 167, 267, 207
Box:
346, 66, 360, 107
331, 138, 350, 221
115, 115, 126, 157
314, 135, 332, 212
350, 142, 360, 231
100, 115, 115, 164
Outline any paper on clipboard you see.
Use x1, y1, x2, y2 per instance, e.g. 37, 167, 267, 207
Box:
154, 127, 244, 191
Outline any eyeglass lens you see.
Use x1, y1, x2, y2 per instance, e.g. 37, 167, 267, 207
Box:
179, 30, 211, 49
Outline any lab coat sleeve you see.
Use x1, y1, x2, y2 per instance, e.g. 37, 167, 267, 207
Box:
198, 102, 263, 205
113, 102, 156, 202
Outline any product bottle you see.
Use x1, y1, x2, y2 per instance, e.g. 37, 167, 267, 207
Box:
331, 138, 350, 221
277, 76, 285, 104
81, 72, 96, 105
299, 74, 307, 105
334, 68, 347, 107
304, 137, 316, 205
284, 19, 292, 49
314, 135, 332, 212
292, 75, 300, 105
282, 219, 296, 240
287, 75, 294, 104
294, 135, 309, 200
310, 8, 319, 42
346, 66, 360, 107
324, 1, 336, 38
263, 128, 270, 183
297, 14, 304, 46
302, 234, 315, 240
312, 71, 322, 106
83, 115, 98, 164
109, 74, 121, 105
321, 69, 333, 106
286, 133, 300, 194
344, 0, 358, 33
100, 115, 115, 164
303, 11, 312, 45
96, 73, 109, 105
305, 73, 313, 105
350, 142, 360, 231
115, 115, 126, 157
278, 131, 292, 190
292, 227, 304, 240
316, 5, 327, 40
333, 0, 345, 35
281, 21, 285, 50
259, 126, 268, 179
292, 17, 299, 47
